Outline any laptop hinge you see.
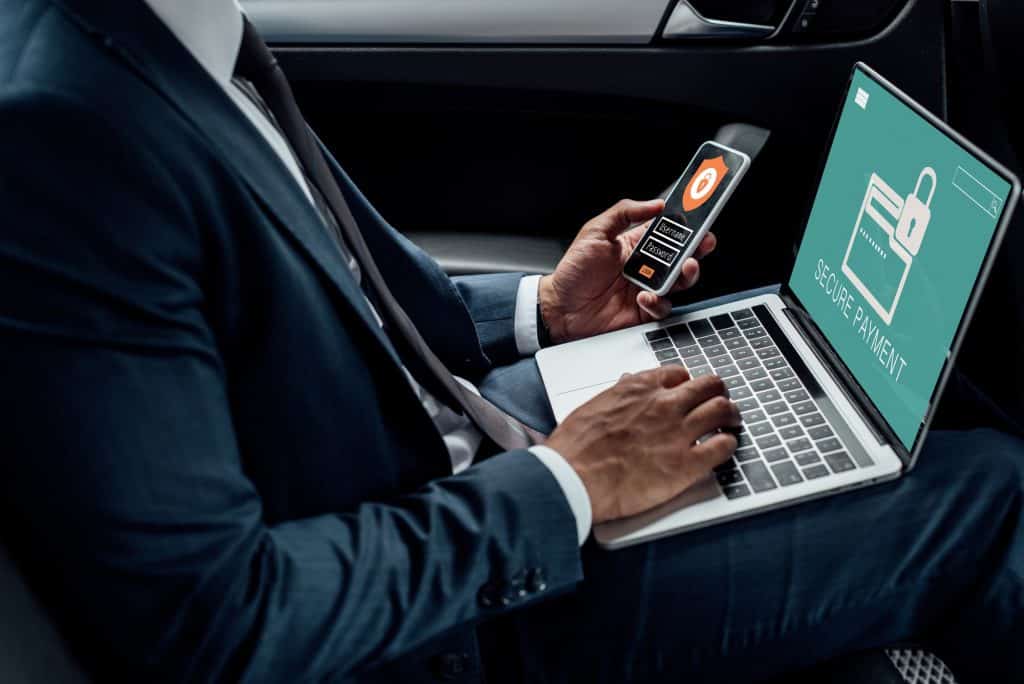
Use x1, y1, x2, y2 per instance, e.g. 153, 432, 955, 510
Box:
777, 292, 907, 461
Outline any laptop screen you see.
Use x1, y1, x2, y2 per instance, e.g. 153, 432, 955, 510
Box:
789, 66, 1014, 450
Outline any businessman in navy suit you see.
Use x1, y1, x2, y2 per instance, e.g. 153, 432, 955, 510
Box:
1, 1, 1023, 682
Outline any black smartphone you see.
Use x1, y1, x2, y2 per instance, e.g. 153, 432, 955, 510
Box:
623, 141, 750, 295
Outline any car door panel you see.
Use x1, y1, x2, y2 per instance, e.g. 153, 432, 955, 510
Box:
261, 0, 944, 300
244, 0, 672, 44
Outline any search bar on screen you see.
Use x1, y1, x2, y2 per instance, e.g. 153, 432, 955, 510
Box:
953, 166, 1002, 219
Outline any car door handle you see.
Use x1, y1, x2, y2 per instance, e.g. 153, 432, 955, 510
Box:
661, 0, 775, 40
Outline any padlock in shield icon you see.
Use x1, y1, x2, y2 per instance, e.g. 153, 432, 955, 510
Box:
841, 167, 936, 325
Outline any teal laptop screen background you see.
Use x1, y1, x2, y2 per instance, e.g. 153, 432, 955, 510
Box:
790, 68, 1012, 449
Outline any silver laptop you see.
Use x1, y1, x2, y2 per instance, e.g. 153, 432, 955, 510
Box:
536, 63, 1021, 550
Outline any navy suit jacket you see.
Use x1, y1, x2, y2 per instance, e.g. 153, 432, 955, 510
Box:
0, 0, 582, 681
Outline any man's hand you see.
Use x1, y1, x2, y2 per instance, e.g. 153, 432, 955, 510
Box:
539, 199, 717, 345
546, 366, 740, 523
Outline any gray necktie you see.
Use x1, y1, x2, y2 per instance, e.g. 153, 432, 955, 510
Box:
233, 20, 545, 451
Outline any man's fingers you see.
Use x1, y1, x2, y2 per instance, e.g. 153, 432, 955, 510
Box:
682, 395, 742, 445
691, 432, 739, 470
666, 234, 714, 293
664, 374, 729, 415
655, 363, 691, 388
669, 258, 701, 294
637, 291, 672, 320
694, 232, 717, 259
590, 199, 664, 238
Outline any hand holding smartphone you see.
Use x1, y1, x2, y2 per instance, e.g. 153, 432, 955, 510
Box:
623, 141, 750, 296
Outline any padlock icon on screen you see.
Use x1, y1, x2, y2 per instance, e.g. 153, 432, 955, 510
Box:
894, 167, 936, 256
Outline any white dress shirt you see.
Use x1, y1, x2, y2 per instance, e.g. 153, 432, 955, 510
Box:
142, 0, 592, 544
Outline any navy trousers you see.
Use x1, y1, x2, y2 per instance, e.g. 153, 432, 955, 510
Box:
479, 287, 1024, 683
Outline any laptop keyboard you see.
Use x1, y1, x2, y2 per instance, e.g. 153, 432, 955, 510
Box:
644, 306, 873, 500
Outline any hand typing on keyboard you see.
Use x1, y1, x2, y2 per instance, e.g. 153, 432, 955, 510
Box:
546, 365, 740, 523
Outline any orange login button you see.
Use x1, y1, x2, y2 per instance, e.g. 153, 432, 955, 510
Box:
639, 265, 655, 279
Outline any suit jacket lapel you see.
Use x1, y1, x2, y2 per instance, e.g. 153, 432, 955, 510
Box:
50, 0, 406, 370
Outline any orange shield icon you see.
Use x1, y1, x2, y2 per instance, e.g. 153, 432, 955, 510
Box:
682, 156, 729, 213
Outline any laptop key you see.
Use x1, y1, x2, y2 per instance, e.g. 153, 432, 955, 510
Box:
750, 337, 774, 350
737, 433, 753, 448
723, 376, 746, 390
743, 409, 767, 424
764, 447, 789, 462
716, 365, 740, 379
737, 317, 760, 330
711, 314, 735, 330
824, 451, 856, 473
743, 327, 768, 339
741, 461, 777, 492
771, 462, 804, 486
757, 347, 781, 359
689, 319, 714, 337
723, 484, 752, 499
705, 344, 727, 358
751, 379, 774, 392
800, 413, 826, 428
771, 368, 795, 381
737, 357, 760, 371
732, 347, 755, 360
777, 378, 802, 392
650, 338, 675, 351
816, 437, 843, 453
763, 356, 787, 370
690, 365, 712, 378
666, 323, 693, 344
735, 447, 759, 462
710, 355, 732, 368
803, 464, 830, 479
725, 337, 748, 350
772, 412, 797, 427
661, 359, 684, 367
683, 354, 707, 367
783, 390, 809, 405
678, 344, 701, 357
758, 389, 782, 403
698, 335, 722, 348
744, 367, 768, 380
765, 401, 788, 415
736, 398, 758, 412
792, 401, 817, 415
756, 434, 782, 449
750, 422, 774, 437
794, 450, 821, 466
646, 329, 669, 341
716, 469, 744, 486
732, 308, 755, 320
786, 437, 813, 453
779, 425, 804, 440
719, 328, 741, 340
807, 425, 834, 440
731, 386, 753, 400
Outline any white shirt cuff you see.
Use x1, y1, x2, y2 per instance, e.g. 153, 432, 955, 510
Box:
528, 444, 592, 546
514, 275, 543, 356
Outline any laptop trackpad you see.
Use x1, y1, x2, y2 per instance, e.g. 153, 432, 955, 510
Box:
550, 380, 617, 423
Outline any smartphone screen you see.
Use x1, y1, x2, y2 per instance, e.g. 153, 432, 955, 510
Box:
623, 142, 748, 293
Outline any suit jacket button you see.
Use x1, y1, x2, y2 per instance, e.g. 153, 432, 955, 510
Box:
478, 583, 497, 608
434, 652, 470, 681
526, 568, 547, 593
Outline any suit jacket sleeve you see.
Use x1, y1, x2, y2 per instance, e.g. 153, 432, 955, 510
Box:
0, 91, 582, 681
